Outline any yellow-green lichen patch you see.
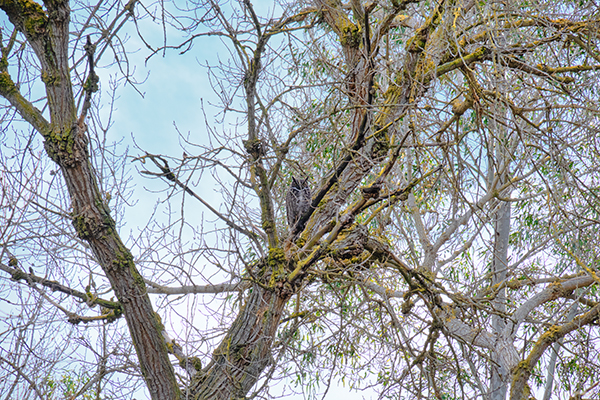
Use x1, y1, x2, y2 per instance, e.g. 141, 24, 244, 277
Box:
0, 55, 8, 70
110, 243, 140, 284
72, 213, 92, 239
115, 248, 145, 287
267, 247, 286, 286
100, 306, 122, 323
0, 71, 17, 94
10, 269, 27, 281
406, 34, 426, 53
153, 311, 165, 331
85, 287, 97, 304
41, 70, 60, 86
43, 126, 76, 164
268, 247, 285, 266
9, 0, 49, 38
510, 359, 532, 391
191, 356, 203, 371
339, 20, 361, 48
261, 219, 274, 232
539, 324, 561, 345
166, 342, 176, 354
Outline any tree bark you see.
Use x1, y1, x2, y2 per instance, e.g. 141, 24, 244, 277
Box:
490, 192, 511, 399
542, 303, 578, 400
0, 1, 180, 398
509, 303, 600, 400
190, 283, 293, 399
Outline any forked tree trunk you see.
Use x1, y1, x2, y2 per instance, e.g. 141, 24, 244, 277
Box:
0, 1, 180, 398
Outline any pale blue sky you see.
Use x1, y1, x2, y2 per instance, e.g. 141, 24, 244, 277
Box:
0, 3, 374, 398
101, 11, 374, 399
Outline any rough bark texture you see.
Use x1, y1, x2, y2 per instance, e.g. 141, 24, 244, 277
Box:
0, 1, 180, 398
63, 154, 180, 400
4, 1, 599, 399
191, 283, 293, 399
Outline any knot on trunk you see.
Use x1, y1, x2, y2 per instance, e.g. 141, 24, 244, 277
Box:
44, 125, 89, 167
331, 224, 369, 260
72, 205, 112, 240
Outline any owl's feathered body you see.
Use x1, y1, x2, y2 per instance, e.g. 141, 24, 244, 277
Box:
286, 176, 311, 231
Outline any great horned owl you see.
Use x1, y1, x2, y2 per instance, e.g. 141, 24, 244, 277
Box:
286, 176, 311, 231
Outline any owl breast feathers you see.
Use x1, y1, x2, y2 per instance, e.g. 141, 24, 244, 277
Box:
286, 176, 311, 230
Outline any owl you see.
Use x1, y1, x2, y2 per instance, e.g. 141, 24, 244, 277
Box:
286, 176, 311, 231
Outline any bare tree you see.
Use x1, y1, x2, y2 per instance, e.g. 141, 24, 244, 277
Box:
1, 0, 600, 399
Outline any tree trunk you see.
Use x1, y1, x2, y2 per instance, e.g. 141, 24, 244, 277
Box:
191, 284, 293, 399
490, 200, 511, 400
0, 1, 180, 398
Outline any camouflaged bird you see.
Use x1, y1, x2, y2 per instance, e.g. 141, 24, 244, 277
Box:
286, 176, 311, 232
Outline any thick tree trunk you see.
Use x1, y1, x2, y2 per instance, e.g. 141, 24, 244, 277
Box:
60, 150, 181, 400
191, 284, 293, 399
0, 1, 180, 398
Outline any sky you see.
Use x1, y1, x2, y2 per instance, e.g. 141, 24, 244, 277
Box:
0, 2, 374, 399
107, 11, 374, 399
